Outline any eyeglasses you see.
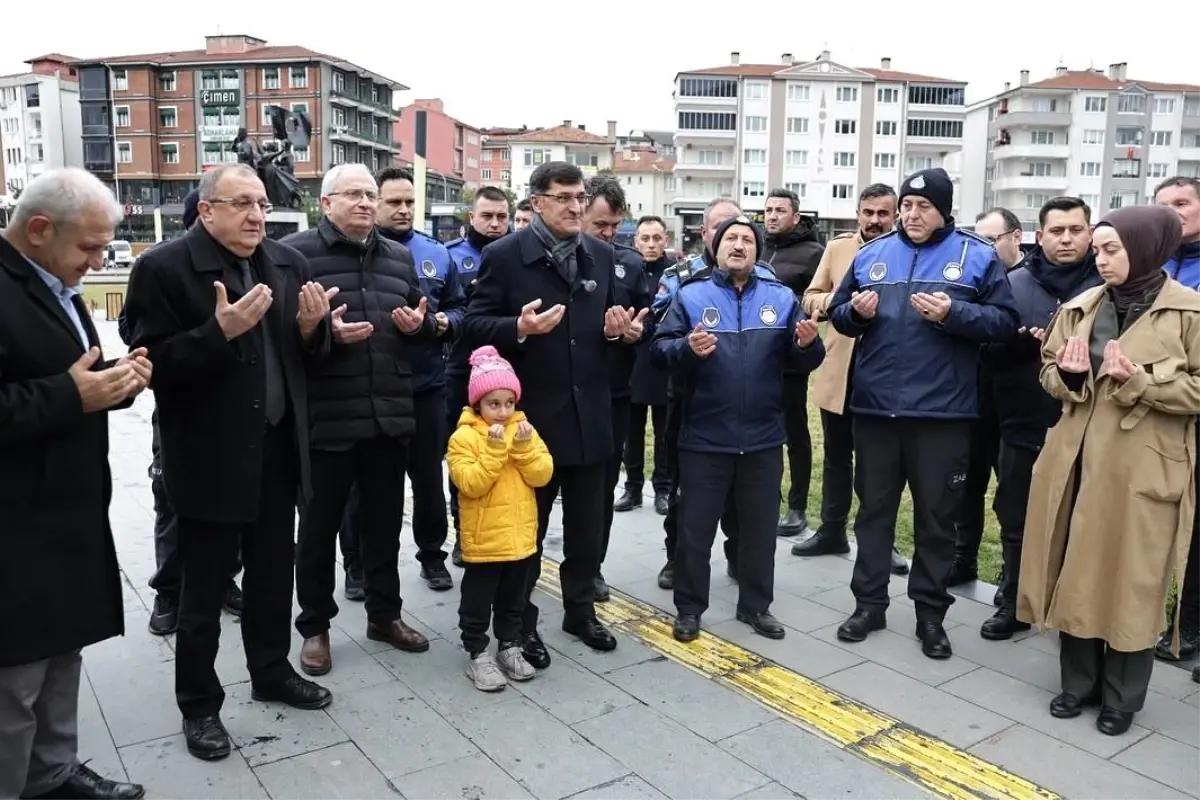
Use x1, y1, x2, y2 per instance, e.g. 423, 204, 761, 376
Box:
328, 189, 380, 203
210, 197, 273, 214
983, 229, 1016, 243
536, 192, 590, 207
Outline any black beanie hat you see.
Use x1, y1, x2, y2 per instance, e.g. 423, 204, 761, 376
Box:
181, 189, 201, 230
899, 168, 954, 221
712, 215, 764, 261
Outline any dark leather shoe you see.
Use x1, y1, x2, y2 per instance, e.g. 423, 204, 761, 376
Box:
30, 764, 146, 799
1049, 691, 1100, 719
657, 561, 674, 590
946, 557, 977, 586
252, 673, 332, 710
343, 567, 366, 601
980, 606, 1031, 641
837, 608, 886, 642
916, 621, 952, 659
182, 714, 231, 761
890, 548, 910, 576
1096, 707, 1135, 736
654, 493, 669, 515
776, 509, 808, 537
521, 631, 552, 669
614, 488, 642, 512
222, 582, 244, 617
594, 574, 611, 602
421, 562, 454, 591
299, 631, 331, 676
367, 619, 431, 653
737, 610, 785, 640
148, 593, 178, 636
563, 617, 617, 651
1154, 628, 1200, 661
451, 540, 465, 567
673, 613, 700, 642
791, 528, 850, 556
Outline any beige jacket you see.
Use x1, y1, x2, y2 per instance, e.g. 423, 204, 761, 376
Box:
802, 231, 864, 415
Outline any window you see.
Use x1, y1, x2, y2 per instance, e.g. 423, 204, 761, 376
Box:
159, 143, 179, 164
203, 106, 240, 127
1186, 99, 1200, 116
908, 118, 963, 138
569, 152, 599, 167
693, 149, 725, 165
1029, 161, 1054, 176
1080, 194, 1099, 209
501, 170, 511, 181
1115, 127, 1143, 146
786, 117, 808, 134
831, 184, 855, 200
112, 69, 128, 91
744, 82, 767, 100
1117, 93, 1146, 114
1029, 130, 1055, 145
1109, 190, 1139, 209
159, 71, 176, 92
743, 148, 766, 165
677, 111, 736, 131
665, 177, 677, 192
678, 77, 738, 98
1185, 134, 1200, 148
481, 168, 492, 180
159, 107, 176, 128
908, 85, 965, 105
786, 83, 810, 102
834, 119, 856, 135
1030, 98, 1059, 112
874, 153, 896, 169
1079, 161, 1102, 177
784, 150, 807, 166
1082, 129, 1105, 145
836, 86, 858, 102
523, 148, 552, 166
1025, 193, 1050, 208
744, 116, 767, 133
833, 152, 855, 167
1150, 130, 1172, 146
742, 181, 765, 198
906, 156, 933, 173
1111, 158, 1141, 178
1148, 162, 1170, 178
262, 68, 280, 90
876, 120, 897, 136
116, 142, 132, 163
290, 102, 309, 116
784, 182, 806, 197
1155, 97, 1176, 114
289, 67, 308, 89
115, 106, 130, 128
877, 87, 899, 103
1084, 96, 1106, 113
202, 143, 226, 165
293, 147, 310, 163
332, 143, 346, 165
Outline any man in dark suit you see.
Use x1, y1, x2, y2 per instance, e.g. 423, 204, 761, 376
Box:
0, 167, 149, 799
123, 164, 334, 762
464, 161, 636, 666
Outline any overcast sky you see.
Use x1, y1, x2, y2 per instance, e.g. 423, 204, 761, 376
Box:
5, 1, 1198, 134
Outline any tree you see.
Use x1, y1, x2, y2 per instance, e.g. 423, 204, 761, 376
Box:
303, 196, 322, 229
455, 185, 518, 224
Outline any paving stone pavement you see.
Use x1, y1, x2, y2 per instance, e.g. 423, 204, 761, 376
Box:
88, 319, 1198, 799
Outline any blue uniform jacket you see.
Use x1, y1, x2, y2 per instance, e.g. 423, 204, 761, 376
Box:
651, 269, 825, 454
379, 227, 465, 394
1164, 241, 1200, 290
829, 225, 1019, 420
445, 237, 486, 379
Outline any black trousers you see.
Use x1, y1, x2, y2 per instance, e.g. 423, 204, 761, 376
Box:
818, 408, 857, 534
175, 422, 298, 719
445, 374, 470, 537
295, 436, 407, 639
993, 441, 1037, 548
623, 403, 669, 496
674, 448, 783, 617
782, 375, 812, 514
1060, 634, 1155, 713
955, 409, 1000, 563
601, 397, 633, 565
850, 416, 971, 620
459, 556, 535, 655
337, 389, 449, 570
663, 393, 739, 563
525, 463, 606, 631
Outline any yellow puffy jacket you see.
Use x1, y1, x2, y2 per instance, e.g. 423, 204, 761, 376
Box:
446, 408, 554, 564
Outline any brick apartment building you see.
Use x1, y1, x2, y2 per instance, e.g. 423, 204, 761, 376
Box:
71, 34, 408, 241
392, 98, 482, 201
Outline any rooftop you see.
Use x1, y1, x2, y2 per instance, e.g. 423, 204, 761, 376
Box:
1016, 67, 1200, 95
612, 148, 675, 174
677, 51, 962, 85
485, 123, 612, 145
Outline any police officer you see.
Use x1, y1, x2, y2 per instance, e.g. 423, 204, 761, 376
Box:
828, 168, 1019, 660
514, 199, 535, 231
653, 215, 825, 642
582, 176, 653, 602
444, 187, 512, 566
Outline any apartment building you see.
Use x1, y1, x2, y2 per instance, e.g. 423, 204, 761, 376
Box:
393, 98, 482, 188
481, 121, 618, 198
673, 50, 967, 238
0, 55, 83, 203
959, 63, 1200, 237
612, 146, 677, 237
70, 34, 407, 240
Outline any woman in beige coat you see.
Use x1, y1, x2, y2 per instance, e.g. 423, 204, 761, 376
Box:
1018, 204, 1198, 736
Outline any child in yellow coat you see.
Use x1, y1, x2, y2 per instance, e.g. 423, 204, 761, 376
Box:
447, 346, 554, 691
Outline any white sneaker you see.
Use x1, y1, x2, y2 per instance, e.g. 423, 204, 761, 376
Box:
466, 651, 508, 692
497, 644, 536, 682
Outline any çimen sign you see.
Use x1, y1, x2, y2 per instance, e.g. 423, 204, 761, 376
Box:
200, 88, 241, 107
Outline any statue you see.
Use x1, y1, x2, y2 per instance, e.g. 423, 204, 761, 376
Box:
231, 106, 312, 209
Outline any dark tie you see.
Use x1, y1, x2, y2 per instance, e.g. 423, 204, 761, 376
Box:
238, 258, 286, 426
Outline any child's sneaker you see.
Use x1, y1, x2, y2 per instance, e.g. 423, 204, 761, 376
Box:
466, 651, 508, 692
497, 642, 536, 682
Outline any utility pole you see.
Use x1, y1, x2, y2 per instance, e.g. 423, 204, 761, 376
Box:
413, 109, 427, 232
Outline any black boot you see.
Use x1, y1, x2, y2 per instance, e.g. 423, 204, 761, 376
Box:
791, 526, 850, 557
946, 552, 978, 586
614, 487, 642, 512
981, 543, 1031, 640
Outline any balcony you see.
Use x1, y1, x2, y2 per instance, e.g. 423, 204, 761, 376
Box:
329, 124, 396, 149
675, 128, 737, 142
1181, 114, 1200, 131
989, 111, 1072, 131
675, 160, 735, 173
330, 86, 396, 117
991, 174, 1070, 193
1180, 146, 1200, 163
992, 144, 1070, 161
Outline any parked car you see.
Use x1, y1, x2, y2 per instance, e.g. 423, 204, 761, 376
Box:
106, 240, 134, 269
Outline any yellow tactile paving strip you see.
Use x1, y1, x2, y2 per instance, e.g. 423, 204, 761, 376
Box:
537, 557, 1061, 800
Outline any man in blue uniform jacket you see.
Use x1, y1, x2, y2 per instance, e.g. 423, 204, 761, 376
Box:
653, 215, 824, 643
828, 168, 1019, 660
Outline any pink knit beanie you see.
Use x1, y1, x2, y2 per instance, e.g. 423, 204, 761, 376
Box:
467, 346, 522, 407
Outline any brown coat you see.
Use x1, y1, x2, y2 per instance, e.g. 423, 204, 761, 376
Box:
1017, 279, 1200, 653
802, 231, 864, 414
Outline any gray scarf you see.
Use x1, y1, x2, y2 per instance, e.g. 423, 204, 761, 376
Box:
529, 213, 581, 284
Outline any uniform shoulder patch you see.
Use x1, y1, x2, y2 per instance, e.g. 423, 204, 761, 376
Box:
960, 228, 994, 246
445, 237, 465, 247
